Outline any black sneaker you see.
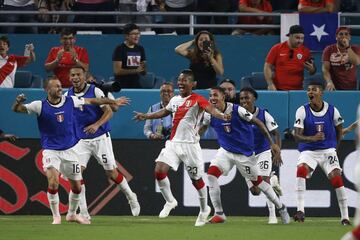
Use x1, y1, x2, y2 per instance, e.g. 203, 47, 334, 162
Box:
341, 219, 351, 226
293, 211, 305, 222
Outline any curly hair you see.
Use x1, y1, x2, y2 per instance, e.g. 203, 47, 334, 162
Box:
188, 30, 220, 63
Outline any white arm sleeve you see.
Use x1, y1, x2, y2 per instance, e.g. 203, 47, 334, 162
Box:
24, 101, 42, 115
237, 105, 253, 122
294, 106, 306, 129
94, 87, 106, 98
71, 96, 85, 108
107, 92, 115, 100
165, 98, 174, 112
202, 112, 211, 126
264, 111, 278, 132
333, 107, 344, 126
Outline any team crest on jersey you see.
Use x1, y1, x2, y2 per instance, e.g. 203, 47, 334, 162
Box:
315, 122, 324, 132
297, 53, 303, 60
185, 100, 192, 107
56, 114, 64, 123
223, 123, 231, 133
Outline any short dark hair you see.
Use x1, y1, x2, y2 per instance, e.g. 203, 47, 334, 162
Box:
60, 28, 75, 37
0, 35, 10, 47
44, 75, 60, 89
123, 23, 140, 35
180, 69, 194, 82
161, 82, 174, 89
211, 86, 225, 95
240, 87, 258, 99
308, 81, 324, 90
70, 65, 86, 73
219, 78, 236, 88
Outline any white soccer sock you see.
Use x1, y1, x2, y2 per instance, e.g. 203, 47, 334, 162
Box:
267, 198, 276, 218
335, 186, 349, 220
208, 175, 223, 213
47, 192, 60, 217
296, 177, 306, 212
79, 184, 89, 216
258, 181, 282, 209
118, 177, 134, 200
354, 191, 360, 226
68, 191, 81, 215
197, 186, 208, 212
157, 177, 175, 203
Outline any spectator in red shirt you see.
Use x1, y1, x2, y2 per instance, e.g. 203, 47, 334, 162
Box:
233, 0, 273, 35
264, 25, 316, 91
298, 0, 339, 13
322, 27, 360, 91
45, 28, 89, 88
0, 35, 36, 88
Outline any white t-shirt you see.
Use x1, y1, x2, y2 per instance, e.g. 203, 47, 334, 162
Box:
0, 55, 18, 88
166, 93, 209, 143
294, 101, 343, 129
25, 95, 85, 115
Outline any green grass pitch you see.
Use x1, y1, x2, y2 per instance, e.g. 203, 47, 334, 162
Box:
0, 216, 352, 240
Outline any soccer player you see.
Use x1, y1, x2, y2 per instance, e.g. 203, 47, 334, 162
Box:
133, 69, 230, 227
200, 87, 290, 224
341, 105, 360, 240
66, 66, 140, 219
293, 81, 350, 225
239, 87, 283, 224
12, 76, 129, 224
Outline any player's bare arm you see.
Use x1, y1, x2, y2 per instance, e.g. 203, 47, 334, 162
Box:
293, 127, 325, 142
84, 96, 130, 107
84, 105, 113, 135
205, 104, 231, 121
271, 128, 282, 149
343, 119, 359, 136
12, 94, 28, 113
335, 124, 343, 145
252, 117, 282, 165
133, 108, 171, 121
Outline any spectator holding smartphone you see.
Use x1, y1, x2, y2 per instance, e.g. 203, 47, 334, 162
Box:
175, 31, 224, 89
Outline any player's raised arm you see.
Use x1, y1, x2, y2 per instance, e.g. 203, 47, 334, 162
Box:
12, 94, 28, 113
204, 104, 231, 121
133, 108, 171, 121
84, 96, 130, 107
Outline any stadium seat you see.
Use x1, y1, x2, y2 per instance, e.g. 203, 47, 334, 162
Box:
249, 72, 268, 89
139, 72, 156, 89
240, 75, 252, 89
30, 74, 43, 88
153, 75, 167, 89
14, 71, 33, 88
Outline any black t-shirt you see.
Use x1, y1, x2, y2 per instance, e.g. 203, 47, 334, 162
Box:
189, 59, 217, 89
112, 43, 146, 88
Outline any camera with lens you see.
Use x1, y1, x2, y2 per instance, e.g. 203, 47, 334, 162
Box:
92, 80, 121, 97
202, 40, 211, 52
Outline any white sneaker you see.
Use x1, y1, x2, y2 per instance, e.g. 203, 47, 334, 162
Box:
270, 172, 283, 196
66, 214, 91, 224
278, 205, 290, 224
159, 199, 178, 218
195, 206, 211, 227
128, 193, 140, 216
341, 232, 356, 240
51, 216, 61, 224
80, 212, 91, 220
268, 216, 278, 224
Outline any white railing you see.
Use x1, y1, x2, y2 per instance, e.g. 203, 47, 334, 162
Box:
0, 11, 359, 34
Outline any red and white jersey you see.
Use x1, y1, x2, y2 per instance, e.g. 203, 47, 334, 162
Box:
166, 93, 210, 143
0, 54, 28, 88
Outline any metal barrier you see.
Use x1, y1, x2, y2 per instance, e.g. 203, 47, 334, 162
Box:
1, 11, 359, 34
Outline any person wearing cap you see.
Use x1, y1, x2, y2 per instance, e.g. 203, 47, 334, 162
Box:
112, 23, 146, 89
264, 25, 316, 91
322, 26, 360, 91
298, 0, 338, 13
219, 78, 239, 103
45, 28, 89, 88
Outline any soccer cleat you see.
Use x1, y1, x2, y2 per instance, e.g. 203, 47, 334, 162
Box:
80, 213, 91, 221
51, 216, 61, 224
278, 205, 290, 224
208, 214, 226, 224
293, 210, 305, 223
159, 199, 178, 218
128, 193, 140, 217
270, 172, 283, 196
195, 206, 211, 227
341, 219, 351, 226
268, 216, 278, 224
66, 214, 91, 224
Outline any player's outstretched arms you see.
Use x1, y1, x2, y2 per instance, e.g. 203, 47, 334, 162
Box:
12, 94, 28, 113
342, 120, 358, 136
84, 96, 131, 107
205, 104, 231, 121
133, 108, 171, 121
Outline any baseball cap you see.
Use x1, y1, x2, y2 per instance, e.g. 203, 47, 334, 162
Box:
219, 78, 236, 88
336, 26, 350, 35
286, 25, 304, 36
